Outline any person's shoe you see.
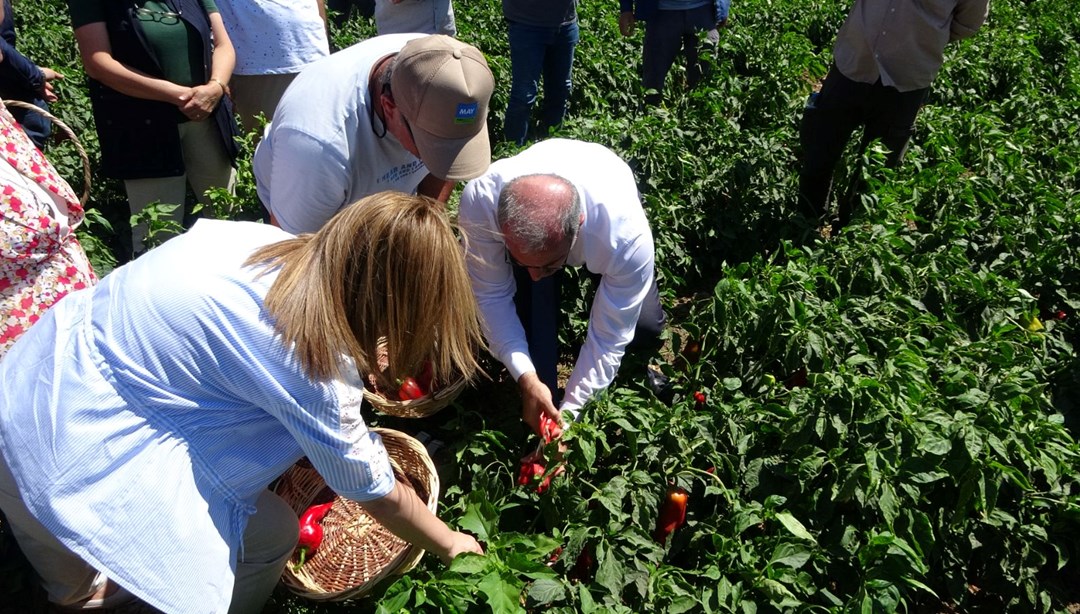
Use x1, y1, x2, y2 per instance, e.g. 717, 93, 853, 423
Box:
646, 367, 675, 406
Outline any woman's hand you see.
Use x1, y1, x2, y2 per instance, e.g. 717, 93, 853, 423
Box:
178, 83, 221, 121
440, 531, 484, 564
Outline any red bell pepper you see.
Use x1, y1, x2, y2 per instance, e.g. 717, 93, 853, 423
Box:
518, 459, 553, 493
397, 377, 424, 401
693, 391, 706, 408
539, 413, 562, 443
294, 501, 334, 569
416, 360, 436, 394
653, 487, 689, 544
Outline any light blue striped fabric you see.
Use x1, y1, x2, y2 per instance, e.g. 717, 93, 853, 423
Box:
0, 219, 395, 614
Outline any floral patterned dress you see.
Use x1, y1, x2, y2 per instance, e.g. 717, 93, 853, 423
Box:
0, 102, 96, 358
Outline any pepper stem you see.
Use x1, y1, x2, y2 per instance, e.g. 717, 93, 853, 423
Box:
293, 547, 308, 572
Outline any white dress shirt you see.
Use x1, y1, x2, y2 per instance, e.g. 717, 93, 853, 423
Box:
458, 139, 656, 416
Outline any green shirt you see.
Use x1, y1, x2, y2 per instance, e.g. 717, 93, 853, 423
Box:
69, 0, 218, 87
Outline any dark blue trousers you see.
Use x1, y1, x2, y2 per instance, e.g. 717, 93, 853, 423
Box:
513, 266, 666, 400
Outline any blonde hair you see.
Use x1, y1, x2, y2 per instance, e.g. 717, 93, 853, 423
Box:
245, 192, 484, 388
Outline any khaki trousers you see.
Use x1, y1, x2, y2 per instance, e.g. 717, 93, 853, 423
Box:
124, 119, 236, 255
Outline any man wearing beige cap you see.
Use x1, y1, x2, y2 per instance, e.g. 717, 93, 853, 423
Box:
253, 33, 493, 234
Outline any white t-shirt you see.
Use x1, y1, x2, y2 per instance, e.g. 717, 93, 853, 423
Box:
458, 139, 656, 416
214, 0, 330, 75
252, 34, 429, 234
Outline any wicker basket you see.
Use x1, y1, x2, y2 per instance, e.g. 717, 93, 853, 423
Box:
362, 340, 466, 419
362, 376, 467, 419
273, 428, 439, 601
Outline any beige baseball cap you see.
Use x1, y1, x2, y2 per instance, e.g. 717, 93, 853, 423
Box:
391, 35, 494, 181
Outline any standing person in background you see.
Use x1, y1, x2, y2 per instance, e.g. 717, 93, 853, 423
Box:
0, 98, 96, 359
68, 0, 240, 258
215, 0, 330, 134
618, 0, 731, 106
374, 0, 455, 37
501, 0, 578, 146
0, 0, 63, 149
797, 0, 990, 226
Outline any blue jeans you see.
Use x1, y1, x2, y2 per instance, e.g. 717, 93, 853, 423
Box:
503, 19, 579, 146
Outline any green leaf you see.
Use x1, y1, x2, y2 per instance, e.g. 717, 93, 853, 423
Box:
526, 578, 567, 605
774, 512, 817, 544
770, 542, 812, 569
577, 583, 598, 613
597, 476, 629, 516
955, 388, 989, 408
457, 492, 497, 541
878, 482, 899, 527
578, 434, 597, 467
375, 578, 414, 613
917, 432, 952, 456
449, 552, 489, 575
595, 542, 628, 596
476, 570, 524, 614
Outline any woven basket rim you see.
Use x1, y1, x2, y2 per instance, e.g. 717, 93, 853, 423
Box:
274, 427, 439, 601
362, 375, 466, 418
1, 99, 92, 206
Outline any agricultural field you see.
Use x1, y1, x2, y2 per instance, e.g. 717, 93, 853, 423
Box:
3, 0, 1080, 612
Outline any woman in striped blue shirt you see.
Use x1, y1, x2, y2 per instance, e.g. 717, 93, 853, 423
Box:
0, 192, 485, 613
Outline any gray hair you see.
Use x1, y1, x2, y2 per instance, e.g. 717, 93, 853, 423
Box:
497, 174, 582, 253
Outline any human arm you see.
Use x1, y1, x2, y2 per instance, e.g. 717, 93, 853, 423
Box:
315, 0, 330, 40
178, 11, 234, 120
274, 381, 483, 564
518, 371, 562, 439
417, 173, 455, 203
360, 480, 483, 564
714, 0, 730, 27
949, 0, 989, 42
0, 36, 61, 101
559, 230, 655, 417
72, 22, 191, 105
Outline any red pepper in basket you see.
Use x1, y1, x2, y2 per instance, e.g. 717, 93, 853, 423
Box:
416, 360, 436, 394
295, 501, 334, 569
397, 377, 424, 401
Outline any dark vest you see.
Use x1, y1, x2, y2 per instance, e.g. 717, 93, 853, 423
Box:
88, 0, 239, 180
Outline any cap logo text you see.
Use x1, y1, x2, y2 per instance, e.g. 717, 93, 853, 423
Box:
455, 103, 478, 124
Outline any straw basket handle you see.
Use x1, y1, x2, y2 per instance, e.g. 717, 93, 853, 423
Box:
2, 99, 92, 207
